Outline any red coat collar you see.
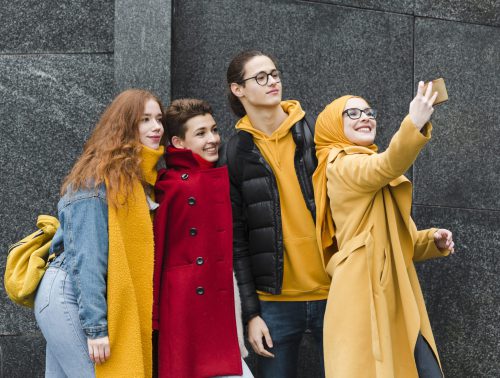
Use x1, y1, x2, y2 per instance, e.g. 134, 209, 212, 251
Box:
165, 146, 215, 170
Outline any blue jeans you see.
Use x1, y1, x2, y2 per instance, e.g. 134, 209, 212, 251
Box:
35, 266, 95, 378
257, 300, 326, 378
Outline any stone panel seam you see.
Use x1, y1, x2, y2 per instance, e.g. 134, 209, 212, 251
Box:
414, 14, 500, 28
411, 13, 416, 196
0, 52, 114, 57
296, 0, 413, 16
413, 203, 500, 213
0, 340, 3, 378
298, 0, 499, 28
170, 0, 177, 101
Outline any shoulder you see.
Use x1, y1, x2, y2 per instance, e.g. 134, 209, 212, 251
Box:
292, 112, 315, 148
218, 131, 253, 167
59, 184, 107, 209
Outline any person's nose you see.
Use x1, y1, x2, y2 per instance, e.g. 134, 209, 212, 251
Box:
207, 131, 216, 142
152, 119, 163, 130
267, 73, 279, 86
360, 111, 370, 120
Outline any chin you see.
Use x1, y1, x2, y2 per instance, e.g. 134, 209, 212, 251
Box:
203, 154, 219, 162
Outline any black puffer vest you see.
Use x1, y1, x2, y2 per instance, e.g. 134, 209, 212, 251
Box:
218, 115, 317, 322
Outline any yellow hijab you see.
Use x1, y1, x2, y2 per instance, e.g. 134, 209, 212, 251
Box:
312, 95, 377, 263
96, 145, 163, 378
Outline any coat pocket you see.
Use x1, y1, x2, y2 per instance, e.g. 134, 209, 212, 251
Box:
325, 231, 372, 278
34, 267, 58, 314
379, 247, 391, 287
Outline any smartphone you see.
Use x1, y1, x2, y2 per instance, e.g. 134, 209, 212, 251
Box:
423, 78, 448, 105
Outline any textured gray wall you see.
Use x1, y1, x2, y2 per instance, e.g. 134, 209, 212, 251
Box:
114, 0, 172, 104
170, 0, 499, 377
0, 0, 498, 377
0, 1, 114, 376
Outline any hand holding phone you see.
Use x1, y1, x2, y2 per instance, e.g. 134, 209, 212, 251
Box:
423, 78, 448, 105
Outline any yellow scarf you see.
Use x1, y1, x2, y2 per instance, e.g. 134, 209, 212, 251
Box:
96, 145, 164, 378
312, 95, 377, 264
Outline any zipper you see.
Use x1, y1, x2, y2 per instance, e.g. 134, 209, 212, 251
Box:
8, 229, 44, 254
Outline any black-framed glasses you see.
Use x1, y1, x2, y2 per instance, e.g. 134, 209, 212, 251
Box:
342, 108, 377, 120
240, 69, 281, 86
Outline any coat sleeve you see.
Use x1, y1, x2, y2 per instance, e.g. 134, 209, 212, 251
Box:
410, 220, 451, 262
331, 116, 432, 194
152, 179, 168, 330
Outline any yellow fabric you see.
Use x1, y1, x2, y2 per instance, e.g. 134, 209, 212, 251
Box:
236, 101, 330, 301
313, 95, 377, 264
96, 145, 163, 378
4, 215, 59, 308
313, 98, 450, 377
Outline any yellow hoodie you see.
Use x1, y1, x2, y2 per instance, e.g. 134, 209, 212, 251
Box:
236, 100, 330, 301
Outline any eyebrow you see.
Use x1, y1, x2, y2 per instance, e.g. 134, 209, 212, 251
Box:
142, 113, 162, 117
193, 123, 217, 131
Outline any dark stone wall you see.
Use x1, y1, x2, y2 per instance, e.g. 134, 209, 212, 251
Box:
170, 1, 499, 377
0, 1, 114, 377
0, 0, 498, 377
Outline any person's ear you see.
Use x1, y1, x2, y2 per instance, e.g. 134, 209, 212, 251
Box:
171, 136, 185, 149
231, 82, 244, 98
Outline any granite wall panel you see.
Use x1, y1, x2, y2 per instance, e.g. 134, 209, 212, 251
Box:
0, 334, 45, 377
171, 0, 414, 152
414, 205, 500, 377
114, 0, 171, 104
415, 0, 500, 26
413, 18, 500, 210
0, 0, 114, 53
0, 54, 114, 334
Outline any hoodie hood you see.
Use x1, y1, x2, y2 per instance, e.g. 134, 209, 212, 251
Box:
235, 100, 305, 169
235, 100, 305, 140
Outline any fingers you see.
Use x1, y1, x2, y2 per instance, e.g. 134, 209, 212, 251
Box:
429, 90, 438, 106
249, 329, 275, 358
423, 80, 433, 99
88, 337, 111, 365
435, 229, 455, 253
416, 81, 425, 96
247, 317, 275, 358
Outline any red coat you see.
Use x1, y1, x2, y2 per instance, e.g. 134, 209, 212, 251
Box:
153, 147, 242, 378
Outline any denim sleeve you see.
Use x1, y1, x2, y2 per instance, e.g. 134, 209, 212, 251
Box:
60, 192, 109, 339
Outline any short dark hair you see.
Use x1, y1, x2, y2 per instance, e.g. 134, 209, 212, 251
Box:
226, 50, 278, 118
164, 98, 213, 143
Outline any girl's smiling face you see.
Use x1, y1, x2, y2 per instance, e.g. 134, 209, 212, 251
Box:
171, 113, 220, 162
343, 98, 377, 146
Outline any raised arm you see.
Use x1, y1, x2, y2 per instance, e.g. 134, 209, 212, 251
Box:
331, 81, 439, 193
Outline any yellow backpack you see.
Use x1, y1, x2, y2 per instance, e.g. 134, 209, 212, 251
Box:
4, 215, 60, 308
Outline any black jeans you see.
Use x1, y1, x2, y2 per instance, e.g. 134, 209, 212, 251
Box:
414, 333, 443, 378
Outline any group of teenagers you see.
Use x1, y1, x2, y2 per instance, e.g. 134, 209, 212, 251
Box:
34, 49, 455, 378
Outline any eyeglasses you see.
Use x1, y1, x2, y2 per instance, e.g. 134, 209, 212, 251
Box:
342, 108, 377, 120
240, 69, 281, 86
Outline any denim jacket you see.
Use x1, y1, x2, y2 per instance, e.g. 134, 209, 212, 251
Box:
49, 185, 109, 339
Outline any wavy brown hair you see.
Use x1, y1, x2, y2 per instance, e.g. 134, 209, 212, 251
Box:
61, 89, 165, 206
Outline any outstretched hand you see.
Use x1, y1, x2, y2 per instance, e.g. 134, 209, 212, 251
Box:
433, 229, 455, 254
409, 81, 438, 130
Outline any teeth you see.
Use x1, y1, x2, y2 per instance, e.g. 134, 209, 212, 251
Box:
357, 127, 371, 132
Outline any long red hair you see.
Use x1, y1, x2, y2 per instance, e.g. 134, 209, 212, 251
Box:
61, 89, 165, 206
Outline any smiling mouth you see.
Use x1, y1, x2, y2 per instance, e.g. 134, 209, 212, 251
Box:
203, 145, 218, 154
355, 126, 372, 133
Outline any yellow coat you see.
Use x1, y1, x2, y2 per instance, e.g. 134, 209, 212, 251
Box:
323, 116, 450, 378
